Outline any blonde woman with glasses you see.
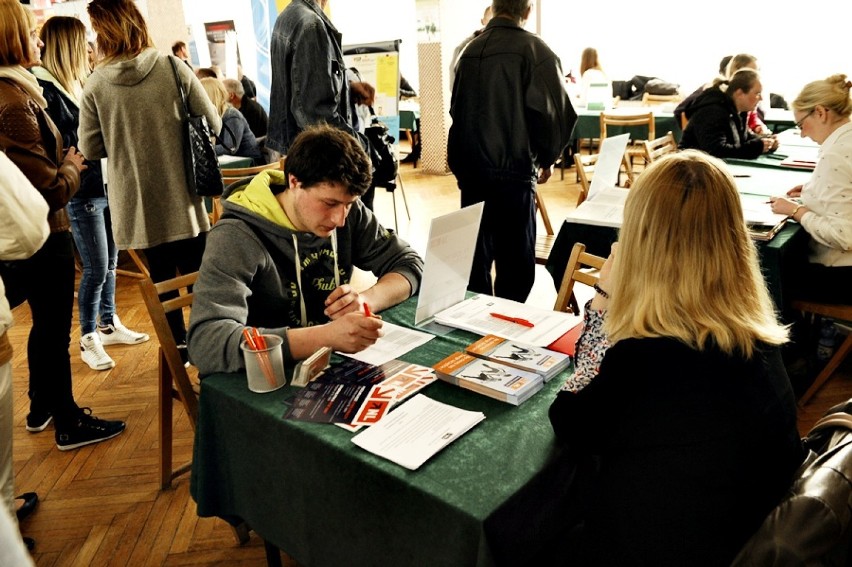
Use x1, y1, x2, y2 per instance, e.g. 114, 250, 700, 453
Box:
549, 151, 804, 566
32, 16, 149, 373
770, 74, 852, 303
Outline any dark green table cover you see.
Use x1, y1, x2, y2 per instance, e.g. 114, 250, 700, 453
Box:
725, 154, 808, 171
545, 166, 809, 314
573, 108, 680, 143
190, 297, 574, 567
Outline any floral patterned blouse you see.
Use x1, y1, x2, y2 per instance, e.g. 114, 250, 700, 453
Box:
560, 299, 609, 393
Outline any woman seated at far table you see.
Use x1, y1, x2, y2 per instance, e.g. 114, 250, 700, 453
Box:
679, 69, 779, 159
770, 74, 852, 304
200, 77, 263, 166
549, 151, 804, 566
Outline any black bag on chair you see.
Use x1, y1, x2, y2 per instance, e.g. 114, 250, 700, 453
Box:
168, 56, 224, 197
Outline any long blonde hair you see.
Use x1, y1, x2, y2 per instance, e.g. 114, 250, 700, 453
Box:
39, 17, 89, 97
200, 77, 229, 117
605, 150, 787, 357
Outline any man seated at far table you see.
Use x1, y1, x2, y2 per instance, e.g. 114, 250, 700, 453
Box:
188, 124, 424, 375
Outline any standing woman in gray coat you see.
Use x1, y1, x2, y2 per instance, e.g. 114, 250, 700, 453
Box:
79, 0, 221, 354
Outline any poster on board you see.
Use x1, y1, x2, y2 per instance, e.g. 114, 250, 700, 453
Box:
343, 40, 402, 151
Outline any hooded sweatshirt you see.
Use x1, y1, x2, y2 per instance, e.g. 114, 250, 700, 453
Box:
187, 170, 424, 375
678, 87, 764, 159
78, 48, 222, 249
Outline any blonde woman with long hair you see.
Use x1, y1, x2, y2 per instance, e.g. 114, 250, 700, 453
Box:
32, 16, 149, 373
549, 151, 803, 566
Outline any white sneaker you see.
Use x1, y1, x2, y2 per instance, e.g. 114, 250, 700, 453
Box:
98, 315, 150, 346
80, 332, 116, 371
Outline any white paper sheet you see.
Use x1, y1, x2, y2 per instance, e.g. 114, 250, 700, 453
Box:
340, 322, 435, 366
351, 394, 485, 470
588, 134, 630, 200
563, 186, 628, 228
433, 294, 581, 346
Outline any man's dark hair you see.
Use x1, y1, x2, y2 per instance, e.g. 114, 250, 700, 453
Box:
171, 40, 186, 56
491, 0, 529, 20
284, 125, 372, 196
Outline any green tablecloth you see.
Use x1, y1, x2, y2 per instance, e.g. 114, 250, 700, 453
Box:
190, 298, 575, 567
546, 220, 806, 314
573, 108, 680, 142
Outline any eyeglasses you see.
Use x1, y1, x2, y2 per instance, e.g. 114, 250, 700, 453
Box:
795, 110, 814, 130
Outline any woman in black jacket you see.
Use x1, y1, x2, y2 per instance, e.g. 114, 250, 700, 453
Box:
549, 151, 803, 566
679, 69, 778, 159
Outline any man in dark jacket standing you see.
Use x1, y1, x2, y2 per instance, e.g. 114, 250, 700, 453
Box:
267, 0, 363, 156
448, 0, 576, 302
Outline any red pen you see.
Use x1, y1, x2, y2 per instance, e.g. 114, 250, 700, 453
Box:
363, 302, 373, 318
490, 312, 535, 328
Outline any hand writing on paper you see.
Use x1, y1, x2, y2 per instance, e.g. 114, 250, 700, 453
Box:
324, 284, 363, 320
769, 197, 800, 217
327, 312, 384, 353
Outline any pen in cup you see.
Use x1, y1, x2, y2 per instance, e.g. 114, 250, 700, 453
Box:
243, 327, 277, 388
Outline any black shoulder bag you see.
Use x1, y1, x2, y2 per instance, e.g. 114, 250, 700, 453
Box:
168, 56, 224, 197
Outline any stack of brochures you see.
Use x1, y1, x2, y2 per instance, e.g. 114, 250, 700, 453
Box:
465, 335, 570, 382
433, 352, 544, 406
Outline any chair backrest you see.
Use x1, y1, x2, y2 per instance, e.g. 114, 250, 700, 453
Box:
138, 272, 199, 427
642, 131, 678, 164
213, 157, 286, 223
220, 156, 285, 185
534, 189, 554, 236
599, 111, 655, 143
641, 92, 682, 105
573, 152, 634, 206
553, 242, 606, 315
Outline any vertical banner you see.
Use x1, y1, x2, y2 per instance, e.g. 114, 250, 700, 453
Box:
247, 0, 278, 112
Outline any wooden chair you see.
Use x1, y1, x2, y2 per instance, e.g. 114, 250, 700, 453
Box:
680, 113, 689, 131
642, 131, 678, 164
573, 151, 634, 206
139, 271, 252, 544
138, 272, 200, 490
794, 301, 852, 406
216, 157, 286, 223
553, 242, 606, 316
641, 92, 682, 105
600, 111, 655, 169
534, 190, 555, 265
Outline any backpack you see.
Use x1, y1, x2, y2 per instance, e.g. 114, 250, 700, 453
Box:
364, 112, 398, 191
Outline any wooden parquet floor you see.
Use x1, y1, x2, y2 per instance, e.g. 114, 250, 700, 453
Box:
9, 158, 851, 565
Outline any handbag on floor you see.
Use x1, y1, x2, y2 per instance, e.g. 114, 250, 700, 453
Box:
168, 56, 224, 197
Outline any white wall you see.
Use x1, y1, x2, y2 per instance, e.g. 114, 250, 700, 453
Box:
539, 0, 849, 104
181, 0, 257, 82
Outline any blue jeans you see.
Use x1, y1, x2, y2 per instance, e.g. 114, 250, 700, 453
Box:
67, 197, 117, 334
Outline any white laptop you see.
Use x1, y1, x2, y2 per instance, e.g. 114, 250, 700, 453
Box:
414, 203, 484, 325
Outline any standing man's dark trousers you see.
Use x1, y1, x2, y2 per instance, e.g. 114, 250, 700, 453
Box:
459, 178, 536, 302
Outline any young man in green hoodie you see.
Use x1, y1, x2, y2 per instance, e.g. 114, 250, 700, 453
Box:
187, 125, 423, 376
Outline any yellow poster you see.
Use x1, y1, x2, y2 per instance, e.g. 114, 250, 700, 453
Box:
376, 54, 399, 97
